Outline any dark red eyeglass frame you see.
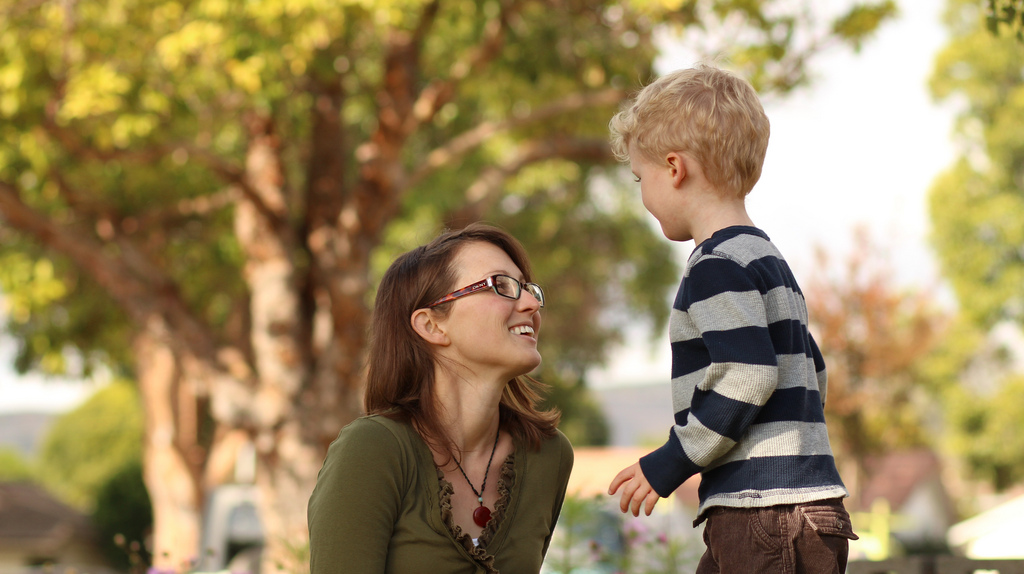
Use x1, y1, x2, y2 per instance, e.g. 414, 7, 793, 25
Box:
425, 274, 545, 308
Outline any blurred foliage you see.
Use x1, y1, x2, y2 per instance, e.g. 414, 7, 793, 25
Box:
929, 0, 1024, 490
945, 374, 1024, 489
540, 370, 610, 447
832, 1, 899, 52
804, 228, 951, 493
0, 447, 35, 481
930, 0, 1024, 329
34, 381, 153, 569
37, 380, 144, 508
0, 0, 897, 403
93, 459, 153, 571
986, 0, 1024, 39
544, 494, 623, 574
542, 493, 701, 574
0, 0, 896, 561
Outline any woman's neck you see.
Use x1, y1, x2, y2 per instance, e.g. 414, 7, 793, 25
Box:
432, 367, 504, 454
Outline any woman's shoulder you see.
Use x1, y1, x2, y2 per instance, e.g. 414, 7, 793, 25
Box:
539, 427, 572, 450
332, 414, 417, 450
317, 415, 428, 482
530, 429, 574, 474
550, 428, 573, 456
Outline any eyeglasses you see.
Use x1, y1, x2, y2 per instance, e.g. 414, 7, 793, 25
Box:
426, 274, 545, 308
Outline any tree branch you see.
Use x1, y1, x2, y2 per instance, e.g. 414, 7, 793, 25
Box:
0, 179, 250, 396
129, 187, 241, 232
445, 136, 614, 228
373, 1, 440, 143
402, 0, 523, 135
0, 179, 151, 310
42, 111, 170, 164
408, 87, 625, 187
41, 94, 279, 229
185, 142, 286, 229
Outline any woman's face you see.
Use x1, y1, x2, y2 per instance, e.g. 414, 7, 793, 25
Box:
436, 241, 543, 382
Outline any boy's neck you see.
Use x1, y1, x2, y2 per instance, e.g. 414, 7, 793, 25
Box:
689, 197, 755, 247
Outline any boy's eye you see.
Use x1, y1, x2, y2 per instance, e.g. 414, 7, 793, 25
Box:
633, 176, 641, 183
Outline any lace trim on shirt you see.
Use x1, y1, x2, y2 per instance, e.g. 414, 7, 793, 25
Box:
437, 453, 516, 573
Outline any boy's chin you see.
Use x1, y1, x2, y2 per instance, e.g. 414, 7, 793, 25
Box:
658, 224, 691, 242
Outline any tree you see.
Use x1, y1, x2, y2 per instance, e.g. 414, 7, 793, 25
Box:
986, 0, 1024, 39
0, 447, 35, 481
945, 373, 1024, 489
929, 0, 1024, 489
0, 0, 896, 567
930, 0, 1024, 330
803, 228, 950, 501
37, 380, 145, 509
93, 460, 153, 571
34, 381, 152, 567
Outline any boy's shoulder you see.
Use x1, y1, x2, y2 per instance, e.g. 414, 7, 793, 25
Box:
691, 225, 775, 263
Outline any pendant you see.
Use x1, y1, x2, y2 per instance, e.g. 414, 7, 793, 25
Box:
472, 505, 492, 527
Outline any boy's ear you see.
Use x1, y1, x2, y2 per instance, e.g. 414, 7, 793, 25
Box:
411, 308, 450, 346
665, 152, 686, 188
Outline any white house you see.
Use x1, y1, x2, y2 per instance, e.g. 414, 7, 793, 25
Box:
947, 492, 1024, 559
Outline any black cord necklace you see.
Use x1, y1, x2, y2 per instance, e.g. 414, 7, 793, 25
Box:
454, 429, 500, 527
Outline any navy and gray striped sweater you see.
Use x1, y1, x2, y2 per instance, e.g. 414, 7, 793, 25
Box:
639, 226, 848, 523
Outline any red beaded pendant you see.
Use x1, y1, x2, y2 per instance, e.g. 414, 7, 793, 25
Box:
472, 505, 492, 527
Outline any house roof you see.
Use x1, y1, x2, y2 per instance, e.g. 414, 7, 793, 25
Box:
855, 448, 943, 512
0, 481, 98, 553
947, 492, 1024, 549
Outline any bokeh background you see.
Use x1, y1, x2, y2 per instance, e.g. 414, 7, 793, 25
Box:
2, 0, 1023, 572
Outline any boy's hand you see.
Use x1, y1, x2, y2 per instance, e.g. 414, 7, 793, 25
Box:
608, 461, 661, 517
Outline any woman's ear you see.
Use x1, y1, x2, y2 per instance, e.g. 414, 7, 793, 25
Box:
411, 308, 450, 346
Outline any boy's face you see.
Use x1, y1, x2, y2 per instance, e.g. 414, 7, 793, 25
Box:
627, 143, 691, 242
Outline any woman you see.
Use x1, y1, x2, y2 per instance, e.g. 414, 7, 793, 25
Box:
308, 223, 574, 573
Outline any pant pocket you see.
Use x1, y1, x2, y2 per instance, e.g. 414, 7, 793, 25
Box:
799, 500, 859, 540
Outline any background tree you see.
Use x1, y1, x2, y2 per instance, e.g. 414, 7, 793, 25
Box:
0, 447, 35, 481
0, 0, 896, 566
37, 381, 145, 509
93, 459, 153, 571
35, 381, 152, 568
804, 228, 950, 501
929, 0, 1024, 491
986, 0, 1024, 38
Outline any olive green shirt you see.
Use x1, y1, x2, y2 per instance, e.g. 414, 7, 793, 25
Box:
308, 415, 574, 574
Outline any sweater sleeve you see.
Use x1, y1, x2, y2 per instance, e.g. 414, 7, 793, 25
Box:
810, 334, 828, 406
640, 254, 780, 497
308, 418, 407, 574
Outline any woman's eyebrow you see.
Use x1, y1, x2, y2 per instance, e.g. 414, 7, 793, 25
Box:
485, 269, 522, 279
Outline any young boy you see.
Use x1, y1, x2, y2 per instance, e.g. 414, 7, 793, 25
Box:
606, 64, 858, 573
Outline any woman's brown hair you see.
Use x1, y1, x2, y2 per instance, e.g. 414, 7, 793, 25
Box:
364, 223, 561, 459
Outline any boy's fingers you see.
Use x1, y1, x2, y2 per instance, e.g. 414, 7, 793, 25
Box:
609, 461, 658, 517
629, 484, 649, 516
644, 492, 659, 516
608, 467, 632, 495
618, 479, 639, 514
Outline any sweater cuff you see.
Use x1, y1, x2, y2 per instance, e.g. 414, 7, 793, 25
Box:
639, 430, 702, 498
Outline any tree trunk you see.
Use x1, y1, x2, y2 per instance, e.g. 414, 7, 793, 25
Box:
254, 419, 323, 570
135, 322, 203, 570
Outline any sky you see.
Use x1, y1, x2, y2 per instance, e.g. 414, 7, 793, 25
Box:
0, 0, 958, 411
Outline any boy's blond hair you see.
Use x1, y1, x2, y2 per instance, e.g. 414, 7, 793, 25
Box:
609, 64, 770, 198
